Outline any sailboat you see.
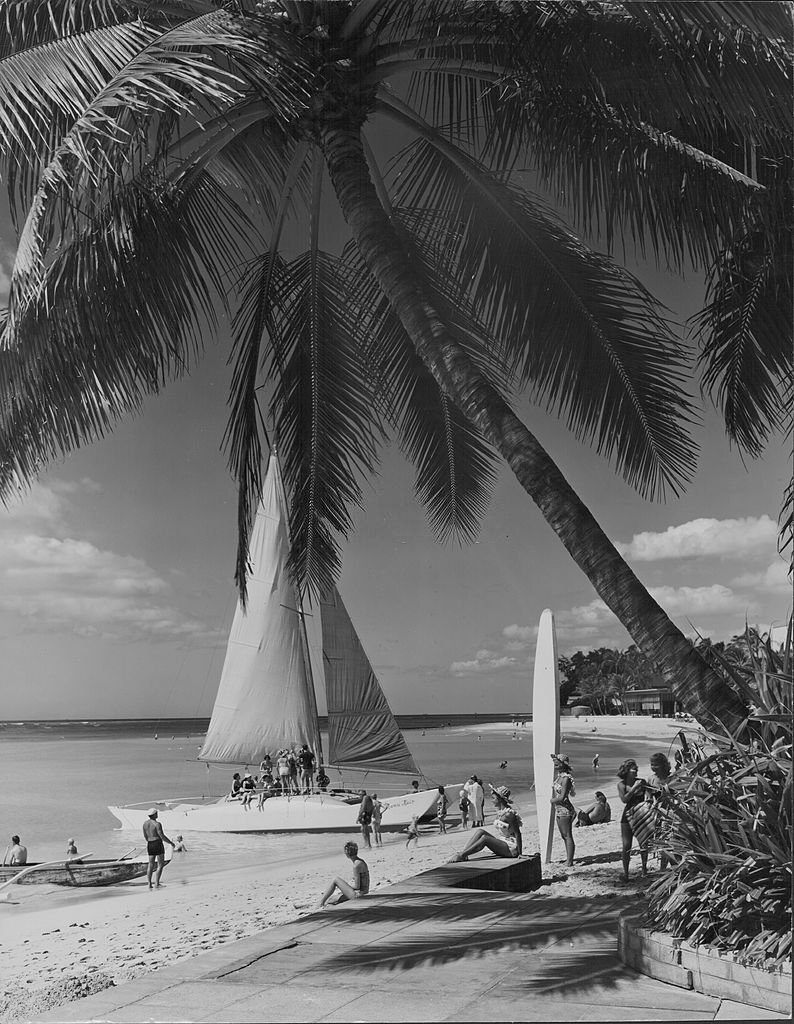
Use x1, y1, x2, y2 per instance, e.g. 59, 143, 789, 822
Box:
108, 455, 441, 833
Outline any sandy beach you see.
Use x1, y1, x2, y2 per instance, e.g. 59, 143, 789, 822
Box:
1, 716, 692, 1023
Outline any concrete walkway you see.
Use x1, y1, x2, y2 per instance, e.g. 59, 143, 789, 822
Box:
32, 867, 787, 1023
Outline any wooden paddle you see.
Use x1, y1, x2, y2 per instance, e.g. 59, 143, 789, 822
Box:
0, 853, 93, 901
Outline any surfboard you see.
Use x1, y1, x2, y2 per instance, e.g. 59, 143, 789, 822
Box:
532, 608, 561, 863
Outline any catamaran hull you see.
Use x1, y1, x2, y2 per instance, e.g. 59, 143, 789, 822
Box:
108, 788, 443, 834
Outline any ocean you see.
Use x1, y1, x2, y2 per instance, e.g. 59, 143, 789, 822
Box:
0, 716, 675, 868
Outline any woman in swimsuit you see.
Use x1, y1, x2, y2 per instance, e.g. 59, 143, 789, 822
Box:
447, 785, 522, 862
550, 753, 576, 867
617, 758, 648, 881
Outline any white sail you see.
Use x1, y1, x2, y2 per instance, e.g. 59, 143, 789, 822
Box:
198, 456, 321, 765
199, 453, 418, 779
321, 590, 419, 774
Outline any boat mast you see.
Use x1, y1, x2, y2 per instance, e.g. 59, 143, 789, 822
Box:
273, 452, 325, 768
294, 588, 325, 768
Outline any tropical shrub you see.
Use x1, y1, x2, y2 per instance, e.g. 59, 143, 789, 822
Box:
646, 620, 792, 968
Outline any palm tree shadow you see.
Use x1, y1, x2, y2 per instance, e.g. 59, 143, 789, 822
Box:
306, 890, 640, 995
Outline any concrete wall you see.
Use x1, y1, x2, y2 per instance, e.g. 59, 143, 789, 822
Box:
617, 912, 792, 1015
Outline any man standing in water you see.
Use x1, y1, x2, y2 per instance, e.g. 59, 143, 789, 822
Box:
143, 809, 174, 889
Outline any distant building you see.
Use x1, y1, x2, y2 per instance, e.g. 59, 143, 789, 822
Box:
622, 687, 676, 717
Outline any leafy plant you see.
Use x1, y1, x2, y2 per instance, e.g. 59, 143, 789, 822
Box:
646, 618, 793, 967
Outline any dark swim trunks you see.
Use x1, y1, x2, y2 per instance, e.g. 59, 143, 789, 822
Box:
147, 839, 164, 857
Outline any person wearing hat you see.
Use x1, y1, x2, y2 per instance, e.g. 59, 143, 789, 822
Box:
551, 753, 576, 866
240, 772, 256, 809
143, 809, 175, 889
447, 785, 522, 862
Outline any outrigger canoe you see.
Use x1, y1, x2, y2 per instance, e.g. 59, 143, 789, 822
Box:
0, 857, 160, 887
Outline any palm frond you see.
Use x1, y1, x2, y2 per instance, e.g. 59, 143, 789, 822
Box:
0, 18, 163, 218
265, 250, 384, 600
341, 216, 501, 544
4, 7, 310, 325
694, 229, 791, 457
382, 118, 699, 500
0, 171, 255, 502
0, 0, 137, 58
224, 138, 314, 599
452, 1, 790, 267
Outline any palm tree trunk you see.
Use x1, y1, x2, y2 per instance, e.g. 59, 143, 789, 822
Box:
321, 122, 748, 735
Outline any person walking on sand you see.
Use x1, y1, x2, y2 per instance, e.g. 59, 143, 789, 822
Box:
551, 754, 576, 867
371, 794, 387, 847
318, 841, 370, 908
357, 790, 374, 848
617, 759, 649, 881
447, 786, 522, 862
405, 815, 419, 848
143, 809, 175, 889
4, 836, 27, 865
436, 785, 449, 833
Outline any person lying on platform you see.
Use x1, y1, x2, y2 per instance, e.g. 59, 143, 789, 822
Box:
318, 841, 370, 908
575, 791, 612, 827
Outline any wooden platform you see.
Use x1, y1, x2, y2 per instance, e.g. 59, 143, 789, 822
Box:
390, 854, 542, 894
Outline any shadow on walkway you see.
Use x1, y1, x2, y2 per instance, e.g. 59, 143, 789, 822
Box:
285, 891, 641, 997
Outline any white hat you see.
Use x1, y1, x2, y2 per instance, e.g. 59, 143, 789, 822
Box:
147, 808, 158, 817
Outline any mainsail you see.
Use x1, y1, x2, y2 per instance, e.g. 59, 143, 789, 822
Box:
198, 456, 321, 765
199, 454, 418, 777
321, 590, 419, 774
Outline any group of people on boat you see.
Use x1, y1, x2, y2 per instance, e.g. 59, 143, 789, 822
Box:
226, 744, 332, 806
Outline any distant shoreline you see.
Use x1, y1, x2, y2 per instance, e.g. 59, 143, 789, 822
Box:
0, 712, 527, 738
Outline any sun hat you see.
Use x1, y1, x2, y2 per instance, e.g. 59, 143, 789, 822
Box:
551, 752, 570, 766
492, 785, 511, 801
67, 838, 74, 844
147, 808, 158, 817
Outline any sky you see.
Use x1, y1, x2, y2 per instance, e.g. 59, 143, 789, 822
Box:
0, 150, 790, 722
0, 249, 788, 719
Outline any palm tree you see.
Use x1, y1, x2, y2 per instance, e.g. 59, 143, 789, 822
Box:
0, 1, 789, 733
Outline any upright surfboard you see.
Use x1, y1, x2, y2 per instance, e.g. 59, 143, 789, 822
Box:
532, 608, 561, 863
